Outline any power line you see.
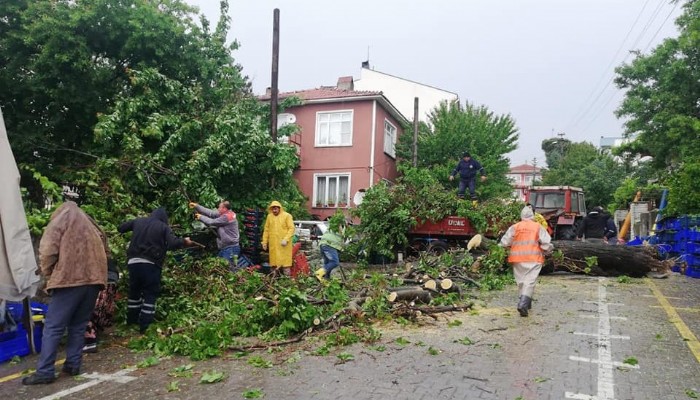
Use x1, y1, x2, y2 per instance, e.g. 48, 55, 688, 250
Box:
564, 0, 652, 131
643, 0, 681, 52
567, 1, 671, 134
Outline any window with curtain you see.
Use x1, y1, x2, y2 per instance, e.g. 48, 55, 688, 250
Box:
314, 174, 351, 207
316, 111, 353, 146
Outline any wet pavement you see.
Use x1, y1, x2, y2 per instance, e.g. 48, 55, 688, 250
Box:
2, 272, 700, 400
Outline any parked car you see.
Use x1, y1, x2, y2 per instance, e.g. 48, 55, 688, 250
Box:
294, 220, 329, 243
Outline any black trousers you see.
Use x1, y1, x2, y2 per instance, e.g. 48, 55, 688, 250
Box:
127, 263, 162, 332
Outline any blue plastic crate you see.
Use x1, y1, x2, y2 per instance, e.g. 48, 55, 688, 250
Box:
672, 264, 681, 273
686, 266, 700, 279
686, 242, 700, 254
6, 301, 48, 322
0, 324, 30, 363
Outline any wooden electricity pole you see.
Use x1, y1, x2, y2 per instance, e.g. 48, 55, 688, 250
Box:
413, 97, 419, 167
270, 8, 280, 143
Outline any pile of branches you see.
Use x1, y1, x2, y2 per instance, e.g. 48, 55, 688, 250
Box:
125, 246, 510, 359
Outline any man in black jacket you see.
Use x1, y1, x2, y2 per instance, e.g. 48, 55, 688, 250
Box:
119, 208, 191, 333
448, 152, 487, 200
576, 206, 608, 242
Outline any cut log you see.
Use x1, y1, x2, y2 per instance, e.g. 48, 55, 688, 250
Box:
387, 287, 432, 304
543, 240, 670, 277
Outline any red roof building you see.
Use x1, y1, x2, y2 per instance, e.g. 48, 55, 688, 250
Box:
507, 163, 544, 201
263, 77, 407, 219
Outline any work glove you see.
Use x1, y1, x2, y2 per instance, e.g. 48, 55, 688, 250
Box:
188, 202, 197, 209
184, 237, 193, 246
448, 175, 454, 181
262, 243, 268, 251
281, 239, 288, 246
481, 175, 487, 182
194, 213, 202, 220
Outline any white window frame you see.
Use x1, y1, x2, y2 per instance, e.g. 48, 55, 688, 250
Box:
313, 173, 351, 208
383, 119, 397, 158
315, 110, 353, 147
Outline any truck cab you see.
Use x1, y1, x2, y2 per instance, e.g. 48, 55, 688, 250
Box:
526, 186, 586, 240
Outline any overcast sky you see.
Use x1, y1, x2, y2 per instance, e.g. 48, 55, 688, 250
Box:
187, 0, 683, 167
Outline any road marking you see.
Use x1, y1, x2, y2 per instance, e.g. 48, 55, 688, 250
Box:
649, 305, 700, 313
579, 315, 627, 321
642, 294, 682, 300
568, 355, 640, 369
566, 278, 622, 400
573, 332, 630, 340
584, 301, 624, 306
0, 359, 65, 383
646, 278, 700, 363
36, 368, 137, 400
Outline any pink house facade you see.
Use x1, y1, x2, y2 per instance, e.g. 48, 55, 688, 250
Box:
507, 163, 543, 201
265, 78, 407, 220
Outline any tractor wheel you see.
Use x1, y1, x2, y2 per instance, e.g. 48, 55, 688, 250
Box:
556, 221, 580, 240
427, 240, 449, 255
407, 239, 427, 257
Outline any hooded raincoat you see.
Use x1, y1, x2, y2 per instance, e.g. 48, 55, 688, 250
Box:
262, 201, 295, 268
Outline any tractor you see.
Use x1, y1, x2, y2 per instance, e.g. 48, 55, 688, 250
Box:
525, 186, 586, 240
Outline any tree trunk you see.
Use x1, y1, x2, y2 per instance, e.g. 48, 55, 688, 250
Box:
544, 240, 669, 277
387, 287, 432, 304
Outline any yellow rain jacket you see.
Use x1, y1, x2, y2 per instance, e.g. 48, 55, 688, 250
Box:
262, 201, 295, 267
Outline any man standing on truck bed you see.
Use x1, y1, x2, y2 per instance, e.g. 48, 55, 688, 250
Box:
449, 151, 487, 200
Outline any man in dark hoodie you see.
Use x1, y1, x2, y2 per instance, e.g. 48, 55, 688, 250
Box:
576, 206, 608, 242
118, 208, 191, 333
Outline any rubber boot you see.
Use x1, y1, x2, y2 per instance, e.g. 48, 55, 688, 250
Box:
517, 295, 531, 317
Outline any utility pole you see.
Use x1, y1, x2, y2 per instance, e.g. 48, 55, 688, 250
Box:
270, 9, 280, 143
412, 97, 419, 167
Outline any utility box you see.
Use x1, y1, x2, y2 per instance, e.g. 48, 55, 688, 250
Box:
630, 202, 651, 239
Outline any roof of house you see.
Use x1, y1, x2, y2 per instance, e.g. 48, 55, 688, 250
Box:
509, 164, 544, 174
259, 86, 382, 101
259, 86, 408, 124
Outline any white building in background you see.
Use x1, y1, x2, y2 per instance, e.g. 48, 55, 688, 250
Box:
354, 62, 459, 123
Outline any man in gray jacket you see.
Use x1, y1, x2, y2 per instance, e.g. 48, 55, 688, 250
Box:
189, 200, 240, 271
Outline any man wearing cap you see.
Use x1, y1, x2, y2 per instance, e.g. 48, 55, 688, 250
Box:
499, 206, 553, 317
448, 152, 486, 200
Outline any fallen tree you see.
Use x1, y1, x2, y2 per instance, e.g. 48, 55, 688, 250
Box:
544, 241, 671, 277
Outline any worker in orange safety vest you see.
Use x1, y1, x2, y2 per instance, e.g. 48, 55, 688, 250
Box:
499, 206, 553, 317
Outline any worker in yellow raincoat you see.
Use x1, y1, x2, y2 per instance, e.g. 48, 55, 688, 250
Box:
262, 201, 295, 275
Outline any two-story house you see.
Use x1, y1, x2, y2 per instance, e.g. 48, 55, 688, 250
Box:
507, 163, 543, 201
266, 77, 407, 220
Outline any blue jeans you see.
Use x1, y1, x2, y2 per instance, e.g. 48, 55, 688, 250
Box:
219, 245, 241, 271
36, 285, 101, 377
457, 178, 477, 199
320, 244, 340, 278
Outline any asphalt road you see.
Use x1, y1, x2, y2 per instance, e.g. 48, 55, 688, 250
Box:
2, 273, 700, 400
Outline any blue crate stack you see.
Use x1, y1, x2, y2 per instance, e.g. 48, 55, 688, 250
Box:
656, 215, 700, 278
1, 301, 47, 363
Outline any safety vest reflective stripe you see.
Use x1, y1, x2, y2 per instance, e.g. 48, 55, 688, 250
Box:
508, 220, 544, 264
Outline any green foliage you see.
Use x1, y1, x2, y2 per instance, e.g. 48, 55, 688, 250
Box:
613, 1, 700, 213
454, 336, 474, 345
136, 356, 160, 368
396, 100, 518, 200
541, 142, 626, 210
243, 388, 265, 399
199, 370, 225, 384
247, 356, 273, 369
622, 357, 638, 366
395, 337, 411, 346
336, 352, 355, 363
350, 167, 521, 259
166, 381, 180, 392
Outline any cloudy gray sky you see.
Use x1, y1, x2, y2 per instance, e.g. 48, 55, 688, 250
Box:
187, 0, 683, 167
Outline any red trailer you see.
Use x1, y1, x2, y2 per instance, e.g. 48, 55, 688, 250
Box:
408, 216, 479, 255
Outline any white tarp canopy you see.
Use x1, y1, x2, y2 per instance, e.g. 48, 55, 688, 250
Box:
0, 106, 40, 301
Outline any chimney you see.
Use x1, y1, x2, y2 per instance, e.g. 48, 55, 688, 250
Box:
337, 76, 354, 91
265, 87, 272, 96
361, 60, 370, 69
